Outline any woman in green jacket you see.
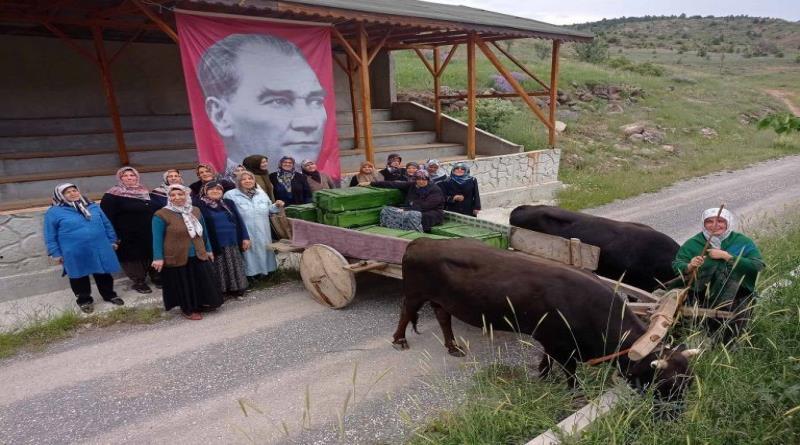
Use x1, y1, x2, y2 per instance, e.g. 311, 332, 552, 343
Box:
672, 207, 765, 340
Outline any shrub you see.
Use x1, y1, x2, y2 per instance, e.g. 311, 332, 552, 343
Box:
533, 41, 551, 60
475, 99, 518, 134
575, 39, 609, 63
758, 113, 800, 134
607, 56, 665, 76
490, 72, 526, 93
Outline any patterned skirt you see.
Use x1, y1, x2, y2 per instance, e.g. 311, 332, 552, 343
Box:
213, 245, 248, 294
380, 207, 423, 232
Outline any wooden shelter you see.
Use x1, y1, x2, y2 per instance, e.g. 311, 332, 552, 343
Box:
0, 0, 591, 168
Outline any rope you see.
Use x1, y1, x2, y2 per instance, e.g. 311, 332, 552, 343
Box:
586, 348, 633, 366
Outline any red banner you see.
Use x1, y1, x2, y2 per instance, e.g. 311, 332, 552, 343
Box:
176, 13, 339, 177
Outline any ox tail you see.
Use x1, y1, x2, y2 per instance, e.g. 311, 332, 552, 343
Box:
411, 310, 420, 334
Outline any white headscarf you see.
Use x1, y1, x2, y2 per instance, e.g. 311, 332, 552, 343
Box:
164, 185, 203, 239
52, 183, 92, 220
426, 159, 447, 179
701, 207, 735, 248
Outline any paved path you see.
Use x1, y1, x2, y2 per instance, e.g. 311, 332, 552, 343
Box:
2, 155, 799, 444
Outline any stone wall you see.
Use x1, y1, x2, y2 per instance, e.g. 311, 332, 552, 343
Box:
0, 210, 59, 302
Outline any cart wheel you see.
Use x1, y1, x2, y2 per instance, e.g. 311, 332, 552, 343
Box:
299, 244, 356, 309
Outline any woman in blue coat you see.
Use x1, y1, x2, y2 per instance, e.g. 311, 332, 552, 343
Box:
44, 183, 124, 313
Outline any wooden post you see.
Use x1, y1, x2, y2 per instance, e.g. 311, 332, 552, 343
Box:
466, 33, 477, 159
130, 0, 178, 43
345, 55, 361, 150
92, 26, 129, 166
548, 40, 561, 147
357, 23, 375, 164
433, 46, 442, 142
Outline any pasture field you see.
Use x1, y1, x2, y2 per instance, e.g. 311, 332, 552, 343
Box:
408, 216, 800, 445
394, 39, 800, 210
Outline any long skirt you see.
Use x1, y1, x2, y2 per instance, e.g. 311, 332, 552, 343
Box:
380, 207, 423, 232
213, 245, 248, 294
161, 257, 223, 314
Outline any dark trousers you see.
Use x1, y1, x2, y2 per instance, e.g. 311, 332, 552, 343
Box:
69, 274, 117, 305
121, 260, 161, 286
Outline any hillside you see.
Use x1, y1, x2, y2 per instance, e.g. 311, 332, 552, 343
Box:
393, 16, 800, 209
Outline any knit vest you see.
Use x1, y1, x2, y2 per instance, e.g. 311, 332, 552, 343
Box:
155, 207, 208, 267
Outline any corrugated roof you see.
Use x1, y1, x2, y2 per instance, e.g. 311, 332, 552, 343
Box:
186, 0, 593, 41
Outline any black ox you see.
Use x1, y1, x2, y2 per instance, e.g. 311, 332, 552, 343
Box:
510, 205, 680, 292
393, 238, 698, 402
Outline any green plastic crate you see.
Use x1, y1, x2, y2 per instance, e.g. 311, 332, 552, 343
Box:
399, 231, 455, 241
284, 203, 318, 222
314, 186, 403, 212
321, 207, 383, 228
357, 226, 415, 238
431, 224, 507, 249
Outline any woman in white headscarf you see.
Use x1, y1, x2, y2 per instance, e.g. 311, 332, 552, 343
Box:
151, 185, 223, 320
672, 207, 765, 340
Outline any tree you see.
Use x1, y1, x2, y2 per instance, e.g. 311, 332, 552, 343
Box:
575, 38, 609, 63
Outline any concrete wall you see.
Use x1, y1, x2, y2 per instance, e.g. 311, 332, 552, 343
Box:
2, 35, 393, 120
391, 101, 524, 156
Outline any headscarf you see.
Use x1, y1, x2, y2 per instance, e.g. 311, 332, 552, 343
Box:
301, 159, 321, 183
164, 184, 203, 239
199, 181, 233, 214
196, 163, 223, 183
426, 159, 447, 180
405, 162, 420, 181
242, 155, 274, 199
224, 164, 246, 182
105, 167, 150, 200
412, 170, 434, 198
52, 183, 92, 220
449, 162, 472, 185
701, 207, 735, 248
355, 161, 382, 184
276, 156, 297, 193
236, 171, 260, 199
385, 153, 402, 173
151, 169, 182, 198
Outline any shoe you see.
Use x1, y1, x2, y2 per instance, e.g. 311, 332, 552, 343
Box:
181, 312, 203, 320
132, 283, 152, 294
79, 303, 94, 314
105, 297, 125, 306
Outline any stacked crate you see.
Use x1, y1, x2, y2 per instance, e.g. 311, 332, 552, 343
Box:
284, 203, 318, 222
431, 221, 509, 249
314, 187, 403, 228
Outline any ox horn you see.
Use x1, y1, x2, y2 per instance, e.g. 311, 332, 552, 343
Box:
681, 348, 701, 358
650, 359, 669, 369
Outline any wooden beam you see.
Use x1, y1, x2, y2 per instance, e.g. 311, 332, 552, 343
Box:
345, 54, 361, 150
130, 0, 178, 43
332, 53, 348, 73
357, 23, 375, 164
413, 48, 435, 76
466, 32, 477, 159
332, 27, 361, 67
367, 29, 392, 65
437, 44, 458, 76
490, 41, 549, 90
40, 21, 97, 65
92, 26, 129, 166
433, 46, 442, 142
475, 35, 553, 131
109, 28, 145, 65
441, 91, 549, 100
1, 13, 161, 31
548, 40, 561, 146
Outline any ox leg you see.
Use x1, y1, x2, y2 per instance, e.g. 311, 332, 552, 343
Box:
392, 297, 426, 351
430, 302, 465, 357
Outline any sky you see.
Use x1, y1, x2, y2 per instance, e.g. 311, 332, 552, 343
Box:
428, 0, 800, 25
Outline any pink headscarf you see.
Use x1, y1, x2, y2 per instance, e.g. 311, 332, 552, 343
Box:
106, 167, 150, 200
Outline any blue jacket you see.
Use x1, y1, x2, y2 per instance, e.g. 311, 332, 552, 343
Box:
43, 203, 121, 278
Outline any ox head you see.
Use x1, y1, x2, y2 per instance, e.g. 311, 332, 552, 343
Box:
625, 344, 700, 404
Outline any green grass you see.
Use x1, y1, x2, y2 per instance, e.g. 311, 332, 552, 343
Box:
394, 41, 800, 211
0, 306, 168, 359
406, 219, 800, 444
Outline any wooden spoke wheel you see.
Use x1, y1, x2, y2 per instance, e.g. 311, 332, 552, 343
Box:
299, 244, 357, 309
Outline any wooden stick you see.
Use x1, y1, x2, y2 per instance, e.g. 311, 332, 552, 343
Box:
437, 44, 459, 77
345, 54, 361, 150
343, 260, 388, 273
490, 41, 549, 90
332, 27, 361, 66
433, 46, 442, 142
413, 48, 436, 76
92, 26, 129, 166
368, 29, 392, 65
466, 33, 477, 159
130, 0, 178, 43
41, 22, 97, 65
548, 40, 561, 147
357, 23, 375, 164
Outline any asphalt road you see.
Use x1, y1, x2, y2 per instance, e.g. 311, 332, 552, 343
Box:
1, 154, 799, 444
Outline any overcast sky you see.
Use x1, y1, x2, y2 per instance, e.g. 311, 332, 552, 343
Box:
429, 0, 800, 25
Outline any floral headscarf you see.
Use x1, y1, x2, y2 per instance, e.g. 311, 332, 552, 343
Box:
52, 183, 92, 220
276, 156, 297, 193
106, 167, 150, 200
164, 185, 203, 238
199, 181, 233, 214
236, 171, 260, 199
449, 162, 472, 185
152, 169, 182, 198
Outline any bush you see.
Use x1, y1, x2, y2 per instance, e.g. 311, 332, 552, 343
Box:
475, 99, 518, 134
533, 41, 551, 60
795, 55, 800, 64
758, 113, 800, 134
575, 39, 609, 64
607, 56, 665, 76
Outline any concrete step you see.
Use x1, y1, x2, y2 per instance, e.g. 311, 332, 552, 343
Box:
339, 131, 436, 150
0, 163, 197, 203
0, 128, 196, 153
335, 108, 392, 122
0, 115, 193, 137
0, 148, 198, 175
338, 142, 465, 172
337, 119, 414, 138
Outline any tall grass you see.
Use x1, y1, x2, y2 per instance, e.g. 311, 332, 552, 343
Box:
407, 219, 800, 444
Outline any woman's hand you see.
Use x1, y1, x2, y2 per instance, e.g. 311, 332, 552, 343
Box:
242, 240, 251, 251
473, 209, 480, 216
708, 249, 733, 262
151, 259, 164, 272
52, 256, 64, 265
274, 200, 285, 208
687, 255, 705, 272
453, 194, 465, 202
112, 243, 119, 251
207, 252, 215, 262
358, 182, 371, 187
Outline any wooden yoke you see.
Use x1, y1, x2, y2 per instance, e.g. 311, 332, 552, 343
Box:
628, 288, 682, 360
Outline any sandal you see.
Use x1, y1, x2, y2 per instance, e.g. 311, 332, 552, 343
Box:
181, 312, 203, 321
78, 303, 94, 314
106, 297, 125, 306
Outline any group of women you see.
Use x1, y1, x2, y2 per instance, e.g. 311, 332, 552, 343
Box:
44, 156, 286, 318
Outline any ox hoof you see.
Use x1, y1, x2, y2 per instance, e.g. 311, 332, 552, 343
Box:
447, 346, 466, 357
392, 339, 409, 351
